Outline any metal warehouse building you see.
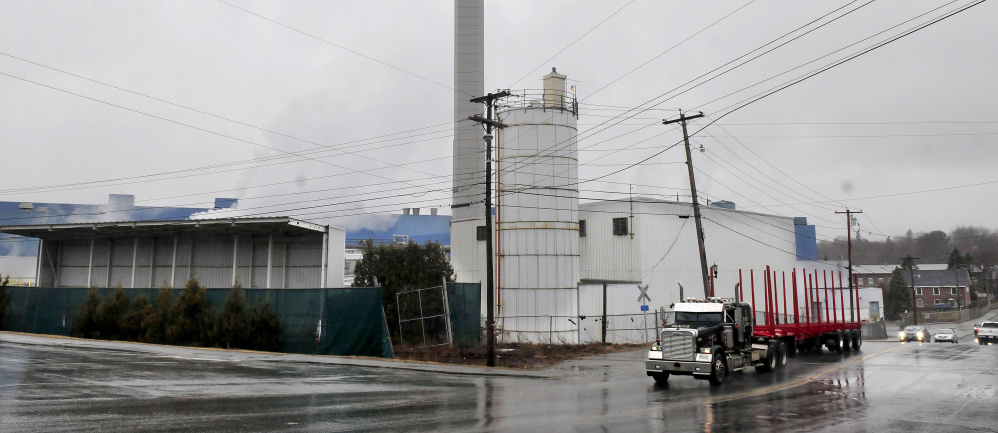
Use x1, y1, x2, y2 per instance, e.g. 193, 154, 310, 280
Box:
579, 198, 827, 304
0, 217, 345, 289
569, 198, 835, 344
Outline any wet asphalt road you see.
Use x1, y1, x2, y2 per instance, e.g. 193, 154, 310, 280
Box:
2, 318, 997, 432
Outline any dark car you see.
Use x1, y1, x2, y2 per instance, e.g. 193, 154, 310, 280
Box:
899, 325, 929, 343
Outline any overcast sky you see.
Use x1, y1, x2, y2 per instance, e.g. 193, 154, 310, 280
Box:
1, 0, 995, 247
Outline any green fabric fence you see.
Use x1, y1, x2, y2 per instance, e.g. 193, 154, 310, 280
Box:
448, 282, 481, 346
0, 286, 393, 358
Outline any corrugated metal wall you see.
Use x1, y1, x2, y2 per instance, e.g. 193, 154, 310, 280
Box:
36, 229, 344, 289
577, 282, 659, 344
493, 102, 580, 344
451, 219, 489, 316
578, 200, 641, 283
580, 199, 837, 315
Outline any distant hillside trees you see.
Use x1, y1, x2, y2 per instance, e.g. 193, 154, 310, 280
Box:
818, 225, 997, 297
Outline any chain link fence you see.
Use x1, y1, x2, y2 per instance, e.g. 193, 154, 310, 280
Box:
396, 283, 452, 348
495, 310, 673, 344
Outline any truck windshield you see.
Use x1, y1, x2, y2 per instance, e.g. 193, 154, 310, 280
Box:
675, 312, 723, 328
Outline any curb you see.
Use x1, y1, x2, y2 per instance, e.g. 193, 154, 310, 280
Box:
0, 331, 564, 379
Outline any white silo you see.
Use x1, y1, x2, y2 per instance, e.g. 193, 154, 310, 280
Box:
496, 69, 580, 343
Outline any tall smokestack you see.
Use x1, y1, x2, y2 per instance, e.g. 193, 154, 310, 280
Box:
453, 0, 485, 221
450, 0, 487, 286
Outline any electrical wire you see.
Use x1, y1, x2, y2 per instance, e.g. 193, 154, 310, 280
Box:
216, 0, 456, 94
506, 0, 637, 89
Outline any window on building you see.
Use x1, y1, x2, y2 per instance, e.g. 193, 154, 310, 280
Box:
916, 299, 924, 307
933, 287, 940, 296
579, 220, 586, 237
915, 287, 922, 295
612, 217, 628, 236
476, 225, 488, 241
951, 287, 958, 295
933, 299, 942, 305
877, 277, 884, 284
867, 277, 873, 285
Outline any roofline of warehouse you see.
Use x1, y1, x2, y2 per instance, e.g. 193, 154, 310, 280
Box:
578, 197, 794, 221
0, 216, 338, 240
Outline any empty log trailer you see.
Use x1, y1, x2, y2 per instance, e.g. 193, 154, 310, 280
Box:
646, 266, 862, 385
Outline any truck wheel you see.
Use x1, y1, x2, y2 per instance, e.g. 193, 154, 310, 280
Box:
756, 343, 778, 373
841, 333, 852, 353
651, 372, 669, 383
708, 356, 727, 386
776, 341, 788, 369
834, 331, 844, 352
852, 331, 862, 351
825, 335, 837, 352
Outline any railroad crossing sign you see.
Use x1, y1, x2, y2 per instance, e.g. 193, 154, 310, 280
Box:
637, 284, 651, 304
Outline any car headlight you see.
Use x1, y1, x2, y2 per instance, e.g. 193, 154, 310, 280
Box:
917, 331, 924, 338
898, 332, 905, 338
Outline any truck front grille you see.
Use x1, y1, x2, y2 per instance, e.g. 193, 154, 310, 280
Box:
659, 330, 695, 361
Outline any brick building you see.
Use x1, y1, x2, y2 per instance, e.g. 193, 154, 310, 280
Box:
853, 264, 948, 288
899, 268, 972, 310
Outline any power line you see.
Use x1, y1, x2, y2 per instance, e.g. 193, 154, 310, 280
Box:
496, 1, 876, 190
0, 70, 446, 195
703, 0, 987, 125
694, 135, 845, 219
702, 131, 998, 139
560, 0, 977, 202
693, 0, 960, 113
216, 0, 455, 94
584, 0, 758, 100
716, 120, 998, 126
506, 0, 636, 89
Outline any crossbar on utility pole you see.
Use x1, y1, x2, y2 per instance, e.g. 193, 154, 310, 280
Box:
663, 111, 709, 298
469, 90, 509, 367
836, 209, 862, 322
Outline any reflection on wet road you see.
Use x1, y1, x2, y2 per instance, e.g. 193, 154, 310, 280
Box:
1, 333, 997, 432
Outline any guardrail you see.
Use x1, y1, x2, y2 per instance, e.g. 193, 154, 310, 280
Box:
499, 89, 578, 116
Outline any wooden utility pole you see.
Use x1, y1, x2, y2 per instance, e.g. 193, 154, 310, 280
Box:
836, 209, 862, 322
469, 90, 509, 367
901, 256, 921, 325
663, 111, 709, 298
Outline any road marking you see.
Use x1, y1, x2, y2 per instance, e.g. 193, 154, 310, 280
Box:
640, 344, 906, 416
698, 345, 904, 405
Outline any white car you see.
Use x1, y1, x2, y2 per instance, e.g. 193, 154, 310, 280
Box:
932, 328, 958, 343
